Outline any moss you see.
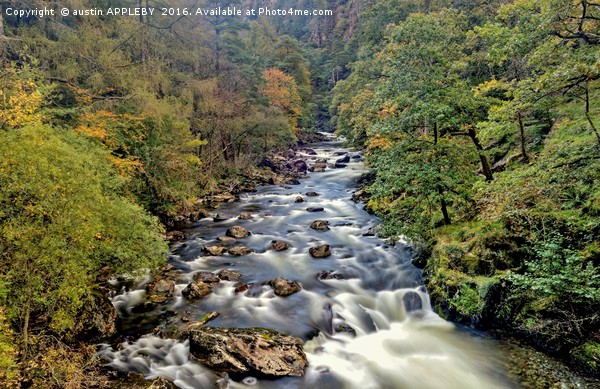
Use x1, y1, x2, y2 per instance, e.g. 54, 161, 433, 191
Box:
570, 341, 600, 374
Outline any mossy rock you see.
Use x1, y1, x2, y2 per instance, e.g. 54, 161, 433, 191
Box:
570, 341, 600, 375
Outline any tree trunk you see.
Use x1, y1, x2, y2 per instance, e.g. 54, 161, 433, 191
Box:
440, 197, 451, 225
517, 112, 529, 163
466, 125, 493, 181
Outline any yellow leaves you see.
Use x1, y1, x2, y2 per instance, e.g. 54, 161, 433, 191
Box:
106, 155, 144, 177
0, 74, 43, 129
378, 101, 399, 119
367, 133, 393, 151
473, 77, 510, 98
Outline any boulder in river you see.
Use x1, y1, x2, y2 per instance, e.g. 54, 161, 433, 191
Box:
203, 245, 226, 256
302, 148, 317, 155
336, 155, 351, 164
218, 269, 242, 282
182, 272, 221, 300
309, 166, 325, 173
271, 240, 290, 251
188, 327, 308, 377
334, 163, 347, 169
295, 196, 304, 203
306, 207, 324, 213
217, 236, 236, 243
226, 225, 251, 238
213, 213, 232, 222
317, 270, 348, 280
310, 220, 330, 231
228, 246, 255, 256
238, 212, 253, 220
146, 278, 175, 303
293, 160, 308, 172
306, 192, 319, 197
309, 244, 331, 258
285, 177, 301, 185
269, 277, 302, 296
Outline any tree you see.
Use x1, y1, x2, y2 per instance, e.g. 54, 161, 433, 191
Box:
260, 68, 303, 134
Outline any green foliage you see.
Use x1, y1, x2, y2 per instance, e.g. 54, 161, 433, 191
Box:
509, 236, 600, 304
0, 124, 166, 337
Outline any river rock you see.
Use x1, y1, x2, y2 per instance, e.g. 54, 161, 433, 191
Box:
214, 213, 232, 222
285, 177, 301, 185
269, 175, 286, 185
306, 192, 319, 197
334, 323, 357, 337
146, 278, 175, 303
209, 194, 237, 203
317, 270, 347, 280
218, 269, 242, 282
235, 283, 251, 293
226, 225, 251, 238
228, 246, 255, 256
269, 277, 302, 296
217, 236, 236, 243
295, 196, 304, 203
336, 155, 351, 164
334, 163, 347, 168
293, 160, 308, 172
310, 220, 330, 231
306, 207, 324, 212
309, 244, 331, 258
203, 245, 226, 256
188, 327, 308, 377
309, 166, 325, 172
403, 291, 423, 312
362, 226, 378, 237
166, 230, 185, 242
182, 272, 221, 300
271, 240, 290, 251
302, 148, 317, 155
238, 212, 253, 220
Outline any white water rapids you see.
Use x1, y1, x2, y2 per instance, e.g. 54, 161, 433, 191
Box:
99, 140, 516, 388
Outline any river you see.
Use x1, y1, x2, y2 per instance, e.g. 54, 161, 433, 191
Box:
99, 139, 522, 388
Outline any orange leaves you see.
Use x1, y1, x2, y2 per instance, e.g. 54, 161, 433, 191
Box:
76, 111, 146, 176
260, 68, 303, 132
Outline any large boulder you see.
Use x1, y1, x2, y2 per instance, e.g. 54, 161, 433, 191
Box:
295, 196, 304, 203
310, 220, 330, 232
203, 245, 226, 256
218, 269, 242, 282
293, 160, 308, 173
228, 246, 255, 256
188, 327, 308, 377
336, 155, 351, 164
309, 244, 331, 258
226, 226, 251, 239
182, 272, 221, 300
269, 277, 302, 296
238, 212, 253, 220
271, 240, 290, 251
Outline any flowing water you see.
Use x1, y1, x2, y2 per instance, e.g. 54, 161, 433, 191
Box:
99, 140, 517, 389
